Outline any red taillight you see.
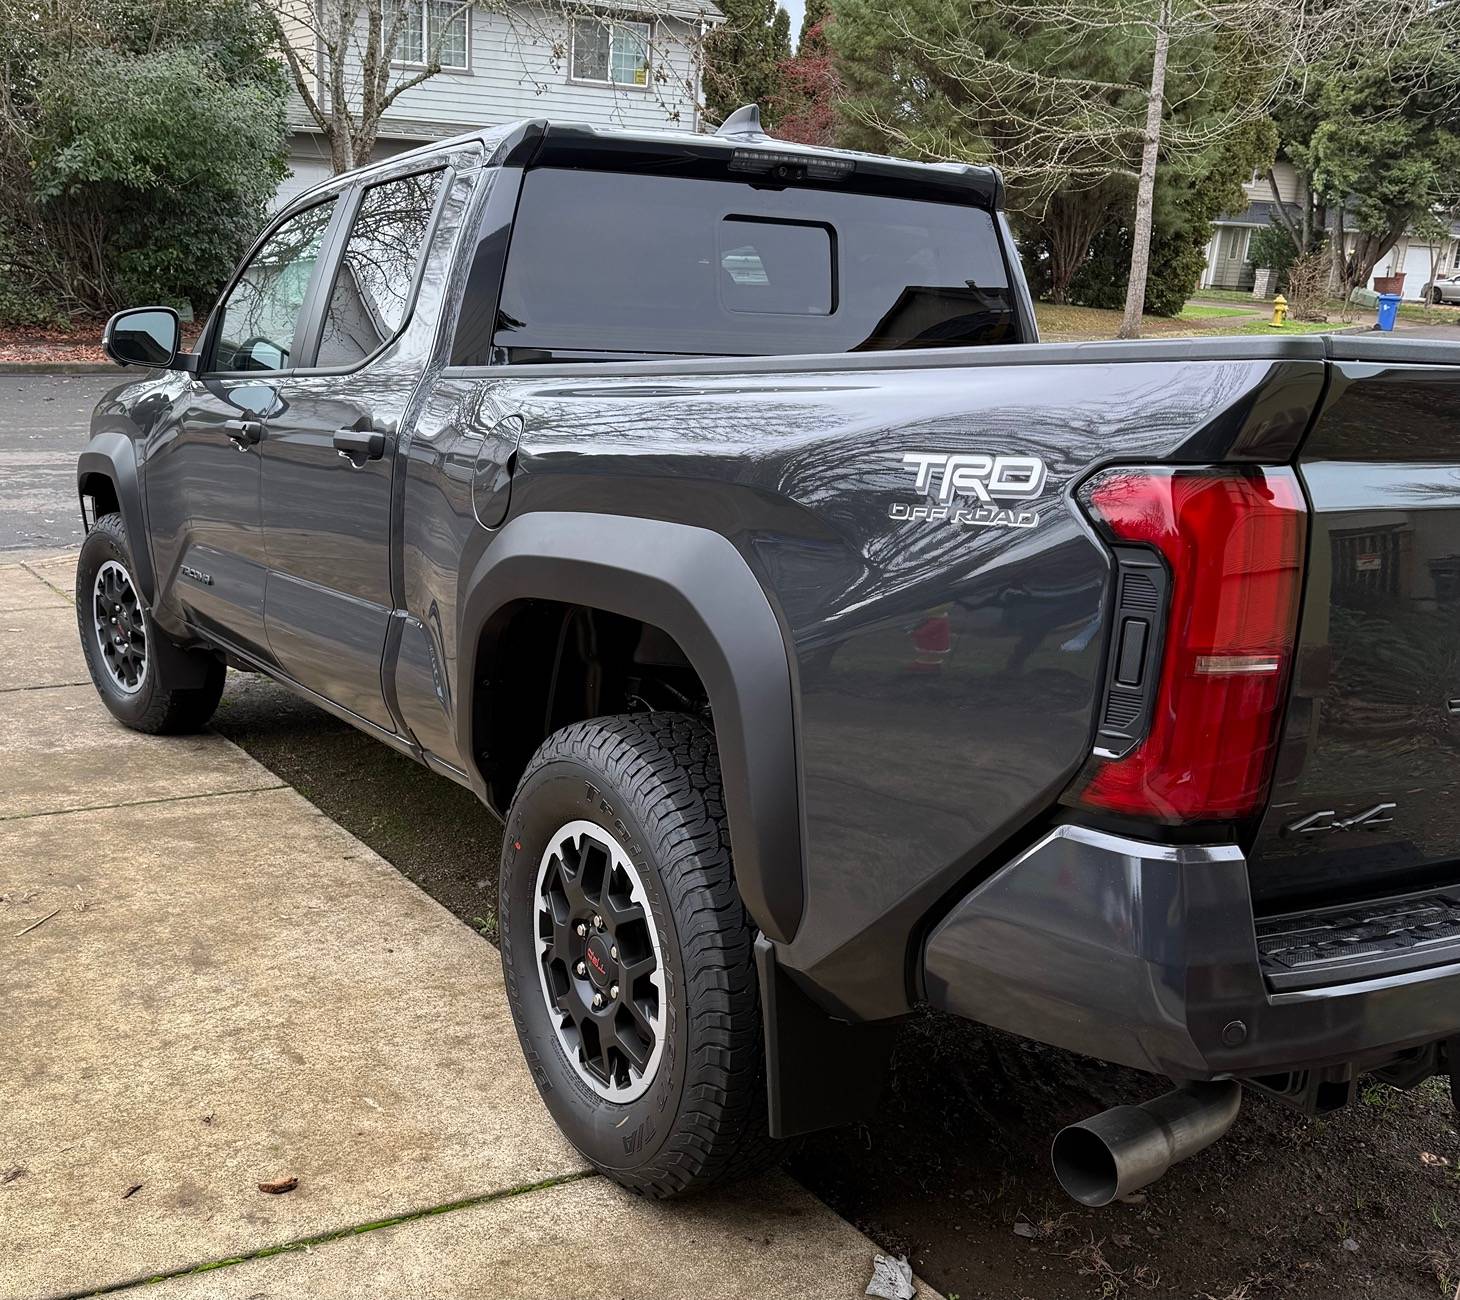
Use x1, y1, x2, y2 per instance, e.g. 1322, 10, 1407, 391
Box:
1069, 466, 1307, 823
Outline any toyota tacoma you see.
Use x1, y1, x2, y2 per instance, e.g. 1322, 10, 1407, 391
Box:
77, 108, 1460, 1205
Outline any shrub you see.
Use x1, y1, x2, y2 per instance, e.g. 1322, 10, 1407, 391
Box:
1286, 252, 1331, 321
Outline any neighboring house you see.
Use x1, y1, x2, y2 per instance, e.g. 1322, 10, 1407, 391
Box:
1199, 160, 1460, 299
274, 0, 721, 211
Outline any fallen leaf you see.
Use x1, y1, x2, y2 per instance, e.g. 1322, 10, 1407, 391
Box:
1013, 1222, 1038, 1238
122, 1184, 142, 1199
1, 1167, 26, 1186
257, 1175, 298, 1195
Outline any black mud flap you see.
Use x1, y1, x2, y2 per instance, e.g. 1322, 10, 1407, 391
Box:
755, 935, 897, 1139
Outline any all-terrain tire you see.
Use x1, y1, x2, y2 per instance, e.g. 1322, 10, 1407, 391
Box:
499, 711, 782, 1197
76, 513, 226, 734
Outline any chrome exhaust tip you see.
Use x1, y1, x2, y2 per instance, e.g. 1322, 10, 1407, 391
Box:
1051, 1080, 1241, 1207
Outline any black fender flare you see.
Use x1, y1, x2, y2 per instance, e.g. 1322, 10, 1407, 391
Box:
77, 432, 155, 605
458, 511, 805, 944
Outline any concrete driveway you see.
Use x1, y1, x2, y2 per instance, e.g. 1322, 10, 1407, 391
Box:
1, 552, 936, 1299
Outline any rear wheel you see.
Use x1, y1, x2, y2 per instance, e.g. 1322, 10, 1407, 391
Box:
499, 712, 780, 1196
1435, 288, 1446, 305
76, 513, 225, 733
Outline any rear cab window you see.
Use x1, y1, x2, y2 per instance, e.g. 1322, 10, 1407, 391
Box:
452, 167, 1019, 365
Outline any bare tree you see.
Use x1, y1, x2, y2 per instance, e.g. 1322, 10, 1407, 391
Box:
855, 0, 1435, 338
262, 0, 716, 174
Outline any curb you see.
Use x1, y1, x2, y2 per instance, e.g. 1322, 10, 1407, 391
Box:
0, 361, 117, 375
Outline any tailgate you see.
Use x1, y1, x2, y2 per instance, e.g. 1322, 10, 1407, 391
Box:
1250, 339, 1460, 912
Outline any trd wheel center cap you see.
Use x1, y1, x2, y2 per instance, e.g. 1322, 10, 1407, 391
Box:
584, 934, 613, 989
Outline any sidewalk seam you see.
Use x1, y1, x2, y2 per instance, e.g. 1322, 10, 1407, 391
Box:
46, 1170, 598, 1299
0, 783, 289, 823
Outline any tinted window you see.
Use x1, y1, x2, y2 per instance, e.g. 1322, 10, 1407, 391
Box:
316, 169, 443, 368
478, 169, 1016, 361
719, 219, 832, 315
213, 200, 336, 372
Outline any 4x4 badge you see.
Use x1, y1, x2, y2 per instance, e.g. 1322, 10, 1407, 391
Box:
1285, 802, 1396, 835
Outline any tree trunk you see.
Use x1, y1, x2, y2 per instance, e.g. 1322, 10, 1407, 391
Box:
1117, 0, 1171, 340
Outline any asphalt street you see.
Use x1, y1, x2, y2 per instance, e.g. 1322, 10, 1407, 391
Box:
0, 372, 118, 552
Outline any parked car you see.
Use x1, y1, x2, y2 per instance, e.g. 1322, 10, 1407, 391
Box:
77, 108, 1460, 1209
1433, 273, 1460, 304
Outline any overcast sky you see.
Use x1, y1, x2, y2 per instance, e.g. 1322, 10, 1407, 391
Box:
780, 0, 805, 47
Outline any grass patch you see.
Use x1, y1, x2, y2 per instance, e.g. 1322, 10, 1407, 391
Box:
1035, 302, 1227, 342
1221, 319, 1346, 336
1190, 287, 1272, 306
1177, 304, 1255, 320
1397, 300, 1460, 324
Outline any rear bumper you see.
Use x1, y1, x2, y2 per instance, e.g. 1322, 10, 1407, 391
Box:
922, 824, 1460, 1080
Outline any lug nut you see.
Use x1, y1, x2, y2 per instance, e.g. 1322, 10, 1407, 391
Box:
610, 945, 618, 960
575, 921, 587, 937
609, 983, 620, 1000
575, 960, 587, 977
592, 992, 604, 1009
593, 914, 605, 931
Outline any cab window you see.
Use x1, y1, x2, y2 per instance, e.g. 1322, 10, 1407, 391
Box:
212, 199, 336, 373
315, 169, 444, 368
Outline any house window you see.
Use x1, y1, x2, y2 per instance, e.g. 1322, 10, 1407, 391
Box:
389, 0, 468, 70
570, 17, 650, 87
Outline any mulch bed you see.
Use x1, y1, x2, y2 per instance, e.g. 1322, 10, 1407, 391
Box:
0, 319, 111, 365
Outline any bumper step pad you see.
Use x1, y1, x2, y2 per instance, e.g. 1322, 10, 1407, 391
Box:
1257, 890, 1460, 990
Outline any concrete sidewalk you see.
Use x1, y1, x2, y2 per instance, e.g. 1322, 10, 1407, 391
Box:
1, 553, 935, 1299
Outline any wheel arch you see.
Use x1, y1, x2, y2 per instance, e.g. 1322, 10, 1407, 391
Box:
459, 511, 805, 944
78, 432, 154, 604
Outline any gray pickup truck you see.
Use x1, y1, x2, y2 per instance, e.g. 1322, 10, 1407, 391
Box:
78, 108, 1460, 1207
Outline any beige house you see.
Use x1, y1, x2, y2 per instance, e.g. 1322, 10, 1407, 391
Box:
1200, 160, 1460, 299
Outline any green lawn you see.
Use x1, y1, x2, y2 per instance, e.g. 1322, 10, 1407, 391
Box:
1177, 304, 1256, 320
1189, 287, 1273, 306
1034, 300, 1343, 342
1223, 318, 1346, 335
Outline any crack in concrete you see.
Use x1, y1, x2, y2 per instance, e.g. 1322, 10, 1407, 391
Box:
0, 784, 290, 823
19, 560, 74, 603
46, 1171, 598, 1299
0, 680, 90, 693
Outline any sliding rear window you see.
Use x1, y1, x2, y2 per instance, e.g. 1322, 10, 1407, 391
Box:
466, 168, 1017, 363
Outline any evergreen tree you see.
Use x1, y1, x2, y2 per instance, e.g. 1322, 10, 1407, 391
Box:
702, 0, 792, 125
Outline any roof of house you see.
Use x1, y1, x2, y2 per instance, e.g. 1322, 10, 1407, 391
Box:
1215, 201, 1460, 240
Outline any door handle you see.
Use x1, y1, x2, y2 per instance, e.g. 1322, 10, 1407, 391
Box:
223, 418, 263, 449
333, 428, 385, 464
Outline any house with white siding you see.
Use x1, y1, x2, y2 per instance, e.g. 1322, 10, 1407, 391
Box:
1200, 160, 1460, 300
274, 0, 721, 211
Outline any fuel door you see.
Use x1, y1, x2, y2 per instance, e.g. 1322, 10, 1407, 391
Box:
472, 411, 524, 529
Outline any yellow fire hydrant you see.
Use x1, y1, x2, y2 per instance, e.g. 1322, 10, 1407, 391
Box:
1270, 294, 1289, 328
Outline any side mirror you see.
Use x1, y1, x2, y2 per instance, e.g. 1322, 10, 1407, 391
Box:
103, 307, 182, 369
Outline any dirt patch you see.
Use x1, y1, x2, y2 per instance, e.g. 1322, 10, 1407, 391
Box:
214, 672, 1460, 1300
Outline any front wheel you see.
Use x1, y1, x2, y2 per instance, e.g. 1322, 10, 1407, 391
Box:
76, 513, 225, 733
499, 712, 780, 1197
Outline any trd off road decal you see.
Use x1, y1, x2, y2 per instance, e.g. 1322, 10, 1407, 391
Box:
892, 452, 1047, 529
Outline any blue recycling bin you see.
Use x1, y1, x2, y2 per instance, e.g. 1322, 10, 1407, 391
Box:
1376, 293, 1402, 332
